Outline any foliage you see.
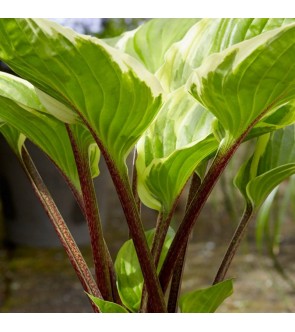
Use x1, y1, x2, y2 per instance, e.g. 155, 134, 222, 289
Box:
1, 18, 295, 313
115, 227, 174, 312
87, 293, 129, 313
179, 279, 233, 313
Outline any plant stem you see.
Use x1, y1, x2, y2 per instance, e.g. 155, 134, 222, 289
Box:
21, 148, 101, 313
129, 149, 140, 240
152, 212, 173, 269
104, 240, 123, 305
158, 99, 282, 293
167, 243, 187, 313
66, 126, 113, 301
132, 149, 141, 214
140, 211, 173, 311
213, 202, 253, 284
112, 169, 167, 312
159, 139, 242, 293
78, 118, 166, 312
167, 173, 201, 313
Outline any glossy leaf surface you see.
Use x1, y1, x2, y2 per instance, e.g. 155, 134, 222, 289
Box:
189, 22, 295, 141
179, 279, 233, 313
158, 18, 295, 92
0, 19, 163, 170
87, 294, 128, 313
255, 188, 278, 252
0, 72, 82, 189
111, 18, 199, 73
235, 125, 295, 208
0, 72, 99, 191
115, 227, 174, 312
216, 101, 295, 143
136, 87, 217, 211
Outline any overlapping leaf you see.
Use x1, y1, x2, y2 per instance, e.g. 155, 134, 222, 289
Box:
157, 18, 295, 92
246, 101, 295, 142
109, 18, 199, 73
0, 72, 99, 192
188, 22, 295, 142
235, 125, 295, 209
115, 227, 174, 312
212, 101, 295, 143
87, 294, 128, 313
136, 19, 295, 212
0, 19, 163, 171
179, 279, 233, 313
136, 87, 217, 211
255, 188, 278, 252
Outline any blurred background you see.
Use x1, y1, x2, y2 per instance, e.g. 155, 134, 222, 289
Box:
0, 18, 295, 313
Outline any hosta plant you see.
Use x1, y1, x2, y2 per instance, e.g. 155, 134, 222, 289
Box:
1, 18, 295, 313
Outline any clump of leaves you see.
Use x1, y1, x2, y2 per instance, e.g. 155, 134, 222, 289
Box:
1, 18, 295, 313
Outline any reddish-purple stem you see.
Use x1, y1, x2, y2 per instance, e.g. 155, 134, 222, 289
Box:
167, 172, 201, 312
66, 125, 113, 301
213, 202, 253, 284
21, 148, 101, 313
75, 117, 166, 312
159, 99, 280, 294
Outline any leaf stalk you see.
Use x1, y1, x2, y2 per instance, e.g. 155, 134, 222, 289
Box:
213, 202, 253, 284
66, 125, 113, 301
76, 116, 167, 312
167, 172, 201, 312
21, 147, 101, 312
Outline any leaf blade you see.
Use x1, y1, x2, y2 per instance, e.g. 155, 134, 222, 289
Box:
136, 87, 217, 211
87, 293, 128, 313
179, 279, 233, 313
158, 18, 295, 92
0, 18, 163, 169
235, 125, 295, 209
111, 18, 200, 73
0, 71, 100, 192
115, 227, 175, 312
189, 22, 295, 141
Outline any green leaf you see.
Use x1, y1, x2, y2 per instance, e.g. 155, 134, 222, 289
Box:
189, 22, 295, 141
0, 72, 99, 191
136, 87, 217, 211
213, 101, 295, 143
0, 71, 43, 110
262, 100, 295, 129
35, 88, 78, 124
158, 18, 295, 92
111, 18, 200, 73
234, 133, 271, 201
255, 188, 278, 252
115, 227, 175, 312
0, 123, 25, 157
0, 19, 163, 171
87, 293, 128, 313
235, 125, 295, 209
243, 98, 295, 142
179, 279, 233, 313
